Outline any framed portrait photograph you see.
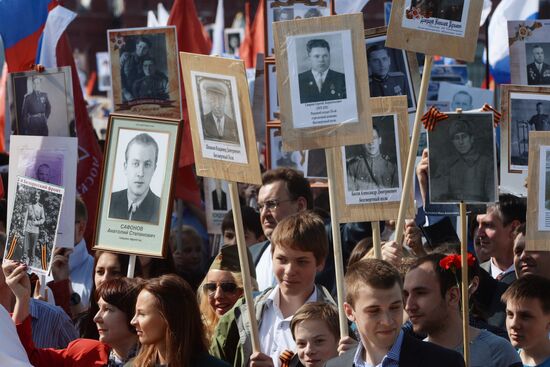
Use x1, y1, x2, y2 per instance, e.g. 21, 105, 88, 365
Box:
180, 53, 262, 185
332, 96, 414, 223
7, 66, 75, 137
265, 0, 333, 57
526, 133, 550, 250
508, 20, 550, 86
505, 88, 550, 172
4, 176, 64, 275
96, 52, 111, 92
305, 149, 327, 179
273, 13, 373, 151
386, 0, 483, 61
204, 178, 232, 235
94, 114, 181, 257
437, 82, 494, 111
108, 26, 181, 120
428, 112, 497, 204
267, 126, 307, 172
224, 28, 244, 56
8, 136, 77, 249
365, 26, 420, 114
265, 61, 280, 122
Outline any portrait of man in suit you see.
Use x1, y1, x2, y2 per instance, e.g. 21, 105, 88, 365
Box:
527, 45, 550, 85
109, 133, 160, 224
298, 39, 347, 104
211, 180, 228, 211
200, 81, 240, 144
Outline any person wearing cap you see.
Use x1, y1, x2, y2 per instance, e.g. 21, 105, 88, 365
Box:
431, 119, 494, 202
202, 82, 240, 144
197, 245, 256, 340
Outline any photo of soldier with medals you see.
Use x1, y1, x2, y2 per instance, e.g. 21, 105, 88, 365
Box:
20, 75, 51, 136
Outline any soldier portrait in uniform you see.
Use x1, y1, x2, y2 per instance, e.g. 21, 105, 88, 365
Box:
428, 113, 496, 203
131, 57, 169, 100
526, 44, 550, 85
198, 79, 240, 145
297, 38, 347, 104
9, 67, 75, 137
345, 116, 399, 191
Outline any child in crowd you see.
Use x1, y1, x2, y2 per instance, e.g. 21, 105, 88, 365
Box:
221, 207, 265, 247
502, 275, 550, 367
210, 211, 335, 366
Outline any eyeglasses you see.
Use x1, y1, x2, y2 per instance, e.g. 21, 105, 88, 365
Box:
204, 282, 239, 295
257, 199, 295, 212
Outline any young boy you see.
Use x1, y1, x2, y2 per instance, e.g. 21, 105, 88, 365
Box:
502, 274, 550, 367
222, 207, 265, 247
326, 258, 465, 367
210, 211, 334, 367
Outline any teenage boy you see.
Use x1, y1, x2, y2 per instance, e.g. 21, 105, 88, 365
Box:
404, 254, 522, 367
502, 275, 550, 367
326, 258, 464, 367
210, 211, 334, 367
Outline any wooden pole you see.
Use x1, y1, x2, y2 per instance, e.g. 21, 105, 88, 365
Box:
127, 255, 136, 278
459, 201, 470, 367
325, 147, 349, 338
228, 181, 261, 352
395, 55, 434, 244
372, 221, 382, 259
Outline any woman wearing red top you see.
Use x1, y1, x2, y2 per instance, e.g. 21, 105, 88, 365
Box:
3, 260, 140, 367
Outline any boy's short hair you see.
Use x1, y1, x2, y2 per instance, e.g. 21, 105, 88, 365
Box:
290, 302, 339, 341
501, 274, 550, 314
345, 259, 402, 307
221, 207, 263, 238
270, 211, 328, 265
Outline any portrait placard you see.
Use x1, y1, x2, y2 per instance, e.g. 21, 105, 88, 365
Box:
428, 112, 497, 204
508, 20, 550, 86
224, 28, 245, 56
96, 52, 111, 92
526, 133, 550, 250
8, 136, 77, 248
204, 178, 232, 235
365, 27, 420, 114
273, 13, 373, 151
265, 61, 280, 122
94, 115, 181, 257
108, 26, 181, 119
436, 82, 494, 111
386, 0, 483, 62
4, 177, 64, 275
265, 0, 333, 57
332, 96, 414, 223
7, 66, 75, 137
180, 53, 262, 185
267, 126, 306, 173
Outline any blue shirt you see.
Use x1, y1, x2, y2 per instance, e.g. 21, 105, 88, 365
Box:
353, 329, 404, 367
30, 298, 78, 348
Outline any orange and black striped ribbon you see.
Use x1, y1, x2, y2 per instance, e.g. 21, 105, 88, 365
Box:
422, 106, 449, 131
481, 104, 502, 127
5, 235, 18, 260
41, 244, 47, 270
279, 349, 295, 367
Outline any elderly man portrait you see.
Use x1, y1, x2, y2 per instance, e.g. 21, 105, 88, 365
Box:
20, 75, 51, 136
298, 39, 346, 103
201, 81, 240, 144
109, 133, 160, 224
527, 45, 550, 85
120, 37, 152, 101
346, 124, 398, 191
367, 44, 407, 102
132, 57, 169, 100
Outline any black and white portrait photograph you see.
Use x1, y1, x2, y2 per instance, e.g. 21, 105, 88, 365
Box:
266, 62, 279, 121
287, 30, 358, 129
437, 82, 494, 112
96, 52, 111, 92
108, 129, 169, 224
108, 27, 181, 119
266, 1, 332, 56
3, 176, 64, 275
8, 67, 75, 137
224, 28, 244, 56
305, 149, 327, 179
269, 127, 306, 172
509, 20, 550, 87
366, 35, 416, 111
537, 146, 550, 230
402, 0, 469, 37
428, 112, 497, 204
204, 177, 232, 234
525, 43, 550, 86
343, 114, 403, 204
509, 93, 550, 171
21, 152, 64, 186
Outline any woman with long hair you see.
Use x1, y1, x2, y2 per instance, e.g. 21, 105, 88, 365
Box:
3, 259, 141, 366
131, 274, 229, 367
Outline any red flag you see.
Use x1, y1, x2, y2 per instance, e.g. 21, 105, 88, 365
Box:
239, 0, 265, 69
56, 34, 103, 249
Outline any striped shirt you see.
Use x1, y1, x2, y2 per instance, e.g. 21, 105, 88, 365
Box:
353, 329, 404, 367
30, 299, 78, 348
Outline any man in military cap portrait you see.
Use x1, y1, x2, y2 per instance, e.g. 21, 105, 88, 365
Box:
431, 119, 494, 202
367, 44, 409, 105
298, 39, 347, 104
201, 81, 240, 144
346, 124, 398, 191
20, 75, 51, 136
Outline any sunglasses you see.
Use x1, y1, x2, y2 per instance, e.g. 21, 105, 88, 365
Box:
204, 282, 239, 294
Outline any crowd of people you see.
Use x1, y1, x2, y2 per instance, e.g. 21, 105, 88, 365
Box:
1, 164, 550, 367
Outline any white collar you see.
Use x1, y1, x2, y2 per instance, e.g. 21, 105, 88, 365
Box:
490, 259, 515, 279
127, 189, 149, 211
266, 284, 318, 318
312, 68, 329, 81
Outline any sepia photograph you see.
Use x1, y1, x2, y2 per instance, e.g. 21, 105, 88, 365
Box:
95, 115, 180, 257
428, 112, 497, 204
108, 26, 181, 119
509, 20, 550, 86
8, 67, 75, 137
4, 176, 64, 275
224, 28, 244, 56
402, 0, 469, 37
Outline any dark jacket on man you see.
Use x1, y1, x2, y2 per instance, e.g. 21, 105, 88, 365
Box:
109, 189, 160, 224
